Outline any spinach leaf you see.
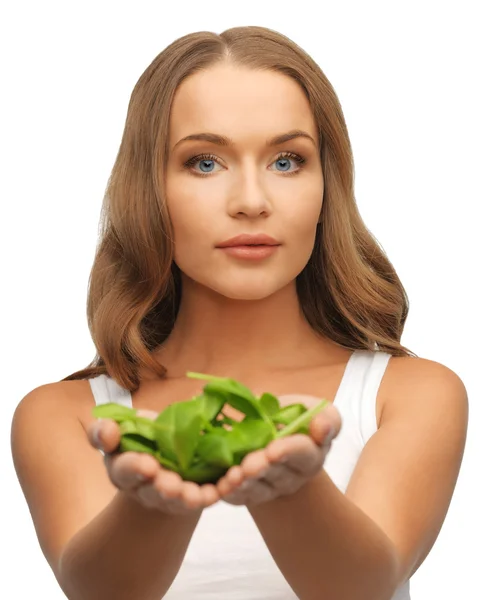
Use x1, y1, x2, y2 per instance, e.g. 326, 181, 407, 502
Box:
92, 403, 137, 420
90, 374, 331, 484
276, 399, 330, 438
154, 398, 204, 472
187, 372, 264, 418
258, 392, 280, 416
226, 419, 275, 462
196, 429, 234, 468
181, 461, 228, 484
119, 433, 157, 454
271, 403, 307, 425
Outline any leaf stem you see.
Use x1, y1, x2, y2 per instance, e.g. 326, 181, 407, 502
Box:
186, 372, 226, 382
276, 400, 329, 438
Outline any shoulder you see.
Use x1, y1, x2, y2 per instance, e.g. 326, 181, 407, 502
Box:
13, 379, 96, 431
380, 355, 468, 427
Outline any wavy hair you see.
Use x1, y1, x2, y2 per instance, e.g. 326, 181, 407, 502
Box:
62, 25, 417, 391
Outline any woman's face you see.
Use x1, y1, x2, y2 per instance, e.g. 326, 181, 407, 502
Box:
165, 63, 324, 300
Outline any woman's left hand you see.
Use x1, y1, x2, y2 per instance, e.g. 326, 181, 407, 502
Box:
216, 396, 342, 507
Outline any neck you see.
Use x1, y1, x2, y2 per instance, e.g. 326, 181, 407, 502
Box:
152, 279, 337, 380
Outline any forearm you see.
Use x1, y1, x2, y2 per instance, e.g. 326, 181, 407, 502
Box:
58, 491, 201, 600
248, 470, 399, 600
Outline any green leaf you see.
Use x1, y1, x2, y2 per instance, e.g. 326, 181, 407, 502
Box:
226, 419, 275, 461
271, 403, 307, 425
153, 405, 179, 459
133, 416, 169, 441
118, 419, 138, 435
92, 402, 137, 420
196, 430, 234, 468
276, 399, 330, 438
195, 393, 225, 423
181, 461, 228, 484
258, 392, 280, 416
187, 372, 264, 418
218, 414, 239, 427
119, 433, 157, 454
91, 404, 170, 442
154, 398, 204, 471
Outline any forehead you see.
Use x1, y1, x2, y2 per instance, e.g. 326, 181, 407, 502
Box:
168, 65, 318, 148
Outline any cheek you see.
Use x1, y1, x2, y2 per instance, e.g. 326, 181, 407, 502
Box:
167, 205, 215, 273
288, 207, 320, 244
166, 190, 210, 247
166, 173, 222, 237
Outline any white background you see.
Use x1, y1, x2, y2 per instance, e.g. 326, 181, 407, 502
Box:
2, 1, 477, 598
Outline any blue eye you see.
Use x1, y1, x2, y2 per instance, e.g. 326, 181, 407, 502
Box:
183, 151, 307, 178
272, 154, 305, 173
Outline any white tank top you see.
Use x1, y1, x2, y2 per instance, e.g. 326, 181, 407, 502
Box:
89, 349, 411, 599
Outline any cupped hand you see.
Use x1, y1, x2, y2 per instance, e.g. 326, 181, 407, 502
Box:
216, 396, 342, 507
86, 409, 221, 515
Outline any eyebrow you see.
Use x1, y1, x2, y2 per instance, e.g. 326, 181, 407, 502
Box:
172, 129, 316, 151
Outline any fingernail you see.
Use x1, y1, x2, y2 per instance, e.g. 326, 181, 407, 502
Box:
324, 427, 336, 445
93, 427, 103, 447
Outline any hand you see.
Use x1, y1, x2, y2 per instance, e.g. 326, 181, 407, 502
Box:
87, 409, 221, 516
215, 396, 342, 507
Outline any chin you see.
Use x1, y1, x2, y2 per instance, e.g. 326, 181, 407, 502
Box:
179, 266, 304, 301
207, 277, 291, 301
215, 288, 278, 301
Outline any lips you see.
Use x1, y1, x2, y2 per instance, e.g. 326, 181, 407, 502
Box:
216, 233, 280, 248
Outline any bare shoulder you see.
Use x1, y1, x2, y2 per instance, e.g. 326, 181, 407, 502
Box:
379, 355, 469, 426
13, 378, 95, 427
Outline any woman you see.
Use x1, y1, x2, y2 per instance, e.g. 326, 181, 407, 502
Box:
11, 26, 468, 600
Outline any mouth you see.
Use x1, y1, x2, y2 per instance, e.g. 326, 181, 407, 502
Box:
216, 234, 281, 248
217, 244, 280, 260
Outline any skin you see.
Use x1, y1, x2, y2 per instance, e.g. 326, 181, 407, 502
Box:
88, 62, 343, 512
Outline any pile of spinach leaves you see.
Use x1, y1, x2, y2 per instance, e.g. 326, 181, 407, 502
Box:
91, 372, 329, 484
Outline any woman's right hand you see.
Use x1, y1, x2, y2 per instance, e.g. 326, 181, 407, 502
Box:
87, 409, 221, 515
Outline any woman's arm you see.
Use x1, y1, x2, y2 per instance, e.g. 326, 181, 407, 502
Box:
248, 359, 468, 600
59, 491, 201, 600
10, 384, 203, 600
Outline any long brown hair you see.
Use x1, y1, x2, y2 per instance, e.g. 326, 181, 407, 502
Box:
62, 25, 418, 391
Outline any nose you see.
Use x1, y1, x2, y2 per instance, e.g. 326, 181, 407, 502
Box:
227, 166, 272, 218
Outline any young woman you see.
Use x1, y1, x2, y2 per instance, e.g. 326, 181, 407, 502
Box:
11, 26, 468, 600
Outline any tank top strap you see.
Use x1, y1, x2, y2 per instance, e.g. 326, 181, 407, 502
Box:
88, 374, 133, 408
334, 350, 392, 443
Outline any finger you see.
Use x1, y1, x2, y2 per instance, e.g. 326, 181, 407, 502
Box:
154, 468, 185, 498
224, 478, 276, 506
310, 405, 342, 444
240, 449, 271, 479
259, 462, 289, 485
261, 463, 307, 496
179, 481, 208, 510
237, 478, 277, 506
106, 451, 159, 491
199, 483, 221, 507
268, 435, 324, 476
88, 418, 122, 454
216, 465, 244, 497
148, 471, 211, 514
136, 468, 185, 512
